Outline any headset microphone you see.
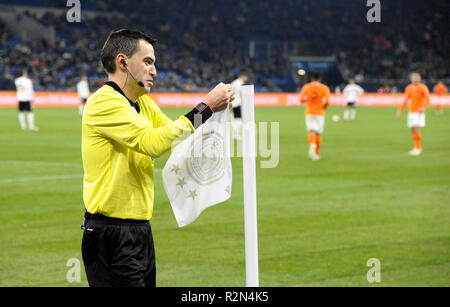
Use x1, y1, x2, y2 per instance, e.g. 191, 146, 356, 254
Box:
121, 59, 145, 87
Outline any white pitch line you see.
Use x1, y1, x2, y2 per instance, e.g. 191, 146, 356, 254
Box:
0, 169, 161, 184
0, 174, 84, 184
1, 160, 162, 172
1, 160, 82, 168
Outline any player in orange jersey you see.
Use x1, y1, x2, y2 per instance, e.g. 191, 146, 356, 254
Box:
299, 73, 330, 160
397, 72, 430, 156
433, 81, 447, 114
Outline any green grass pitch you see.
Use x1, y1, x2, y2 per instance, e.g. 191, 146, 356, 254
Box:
0, 106, 449, 286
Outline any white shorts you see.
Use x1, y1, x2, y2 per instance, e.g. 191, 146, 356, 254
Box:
305, 115, 325, 134
407, 112, 426, 128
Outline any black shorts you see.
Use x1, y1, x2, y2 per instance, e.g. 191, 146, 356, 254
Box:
18, 101, 32, 112
81, 98, 87, 104
233, 106, 242, 118
81, 213, 156, 287
347, 101, 356, 107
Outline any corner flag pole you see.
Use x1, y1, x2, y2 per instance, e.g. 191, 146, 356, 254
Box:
241, 84, 259, 287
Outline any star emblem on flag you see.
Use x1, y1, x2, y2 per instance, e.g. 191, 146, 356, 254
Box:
188, 189, 198, 200
171, 164, 181, 174
177, 177, 187, 188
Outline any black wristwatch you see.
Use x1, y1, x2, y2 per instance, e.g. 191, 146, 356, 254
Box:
194, 102, 211, 114
184, 102, 213, 129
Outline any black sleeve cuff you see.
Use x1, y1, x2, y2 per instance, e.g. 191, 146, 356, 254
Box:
184, 102, 213, 129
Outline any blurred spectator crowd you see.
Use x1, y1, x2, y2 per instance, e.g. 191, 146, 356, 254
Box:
0, 0, 448, 92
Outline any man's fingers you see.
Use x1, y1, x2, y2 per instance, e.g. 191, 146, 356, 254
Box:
220, 84, 231, 92
205, 83, 235, 112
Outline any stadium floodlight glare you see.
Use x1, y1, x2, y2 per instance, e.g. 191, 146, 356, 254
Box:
241, 84, 259, 287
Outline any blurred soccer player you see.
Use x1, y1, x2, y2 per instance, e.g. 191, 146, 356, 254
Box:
343, 79, 364, 121
231, 72, 248, 140
77, 76, 90, 116
14, 71, 38, 131
397, 72, 430, 156
433, 81, 447, 114
299, 73, 330, 161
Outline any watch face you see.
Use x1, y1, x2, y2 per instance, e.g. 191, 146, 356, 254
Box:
196, 102, 207, 112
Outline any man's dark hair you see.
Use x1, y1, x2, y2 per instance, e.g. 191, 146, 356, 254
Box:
311, 72, 321, 81
101, 29, 157, 74
239, 71, 250, 79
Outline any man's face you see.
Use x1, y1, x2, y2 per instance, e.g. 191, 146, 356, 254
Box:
127, 40, 157, 94
411, 73, 420, 84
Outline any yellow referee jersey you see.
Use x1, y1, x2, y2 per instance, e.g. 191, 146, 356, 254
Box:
82, 83, 194, 220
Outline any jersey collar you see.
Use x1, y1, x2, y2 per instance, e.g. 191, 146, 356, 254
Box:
105, 81, 140, 114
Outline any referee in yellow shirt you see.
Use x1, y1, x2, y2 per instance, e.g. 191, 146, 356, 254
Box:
81, 29, 234, 287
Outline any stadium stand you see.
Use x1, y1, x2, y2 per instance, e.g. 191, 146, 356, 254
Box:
0, 0, 448, 92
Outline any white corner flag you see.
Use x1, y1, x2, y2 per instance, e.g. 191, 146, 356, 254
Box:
162, 106, 232, 228
241, 84, 259, 287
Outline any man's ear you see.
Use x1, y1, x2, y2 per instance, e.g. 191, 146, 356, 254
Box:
116, 54, 127, 71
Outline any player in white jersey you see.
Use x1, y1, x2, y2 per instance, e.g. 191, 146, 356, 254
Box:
230, 73, 248, 139
14, 71, 38, 131
343, 79, 364, 121
77, 76, 90, 116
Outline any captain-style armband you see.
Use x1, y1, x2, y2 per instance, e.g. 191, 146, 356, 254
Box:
184, 102, 213, 129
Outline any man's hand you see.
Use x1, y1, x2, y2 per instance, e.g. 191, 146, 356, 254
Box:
204, 84, 234, 112
397, 110, 402, 119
